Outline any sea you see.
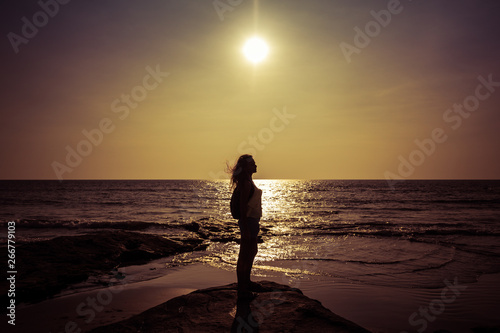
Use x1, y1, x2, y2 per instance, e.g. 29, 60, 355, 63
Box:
1, 179, 500, 332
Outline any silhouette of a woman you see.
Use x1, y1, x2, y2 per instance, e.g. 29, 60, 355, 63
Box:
229, 154, 262, 299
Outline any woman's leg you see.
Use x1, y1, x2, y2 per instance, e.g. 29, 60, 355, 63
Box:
248, 236, 258, 278
237, 218, 259, 292
237, 234, 252, 291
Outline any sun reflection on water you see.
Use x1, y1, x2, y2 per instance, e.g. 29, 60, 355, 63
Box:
169, 179, 500, 291
253, 179, 307, 233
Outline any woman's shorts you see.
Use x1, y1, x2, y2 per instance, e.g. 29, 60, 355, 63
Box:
238, 217, 260, 239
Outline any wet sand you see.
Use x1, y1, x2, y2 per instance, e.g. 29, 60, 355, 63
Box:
14, 264, 235, 332
10, 263, 500, 332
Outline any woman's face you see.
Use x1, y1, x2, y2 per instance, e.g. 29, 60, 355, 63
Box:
248, 159, 257, 174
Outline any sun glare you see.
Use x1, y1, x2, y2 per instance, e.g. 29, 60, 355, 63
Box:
243, 37, 269, 64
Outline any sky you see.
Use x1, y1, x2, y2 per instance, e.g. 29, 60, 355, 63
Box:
1, 0, 499, 180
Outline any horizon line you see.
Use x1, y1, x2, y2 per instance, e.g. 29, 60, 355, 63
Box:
1, 178, 499, 181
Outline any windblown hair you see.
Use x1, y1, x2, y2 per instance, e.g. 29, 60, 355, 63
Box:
227, 154, 254, 189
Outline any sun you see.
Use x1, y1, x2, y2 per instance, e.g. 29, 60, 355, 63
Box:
243, 37, 269, 64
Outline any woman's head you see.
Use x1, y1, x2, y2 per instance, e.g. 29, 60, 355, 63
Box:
228, 154, 257, 188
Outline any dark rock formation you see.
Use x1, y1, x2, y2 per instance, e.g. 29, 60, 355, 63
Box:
90, 281, 371, 333
1, 230, 205, 304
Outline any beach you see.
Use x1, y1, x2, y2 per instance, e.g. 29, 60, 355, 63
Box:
10, 259, 500, 332
13, 264, 234, 332
1, 179, 500, 332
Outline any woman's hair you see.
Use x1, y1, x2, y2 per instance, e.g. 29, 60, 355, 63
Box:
227, 154, 254, 189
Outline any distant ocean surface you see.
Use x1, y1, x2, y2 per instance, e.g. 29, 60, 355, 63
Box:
1, 179, 500, 331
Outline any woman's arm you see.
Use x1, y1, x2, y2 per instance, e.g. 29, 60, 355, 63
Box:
239, 180, 252, 221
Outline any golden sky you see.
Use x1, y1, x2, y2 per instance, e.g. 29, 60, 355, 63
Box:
1, 0, 499, 180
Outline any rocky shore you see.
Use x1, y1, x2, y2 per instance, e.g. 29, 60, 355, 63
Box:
89, 280, 371, 333
0, 218, 270, 306
1, 230, 206, 305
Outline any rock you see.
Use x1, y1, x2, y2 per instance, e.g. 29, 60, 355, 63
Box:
184, 221, 200, 232
90, 281, 371, 333
1, 230, 204, 304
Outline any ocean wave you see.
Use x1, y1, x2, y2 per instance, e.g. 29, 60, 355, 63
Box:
0, 219, 175, 230
283, 257, 421, 266
431, 199, 500, 205
101, 201, 128, 206
318, 228, 500, 239
4, 217, 499, 242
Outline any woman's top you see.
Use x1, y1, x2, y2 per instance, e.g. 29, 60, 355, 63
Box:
246, 183, 262, 219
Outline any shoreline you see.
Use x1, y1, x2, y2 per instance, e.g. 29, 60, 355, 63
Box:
1, 229, 207, 305
11, 261, 500, 332
14, 264, 236, 333
14, 263, 372, 333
